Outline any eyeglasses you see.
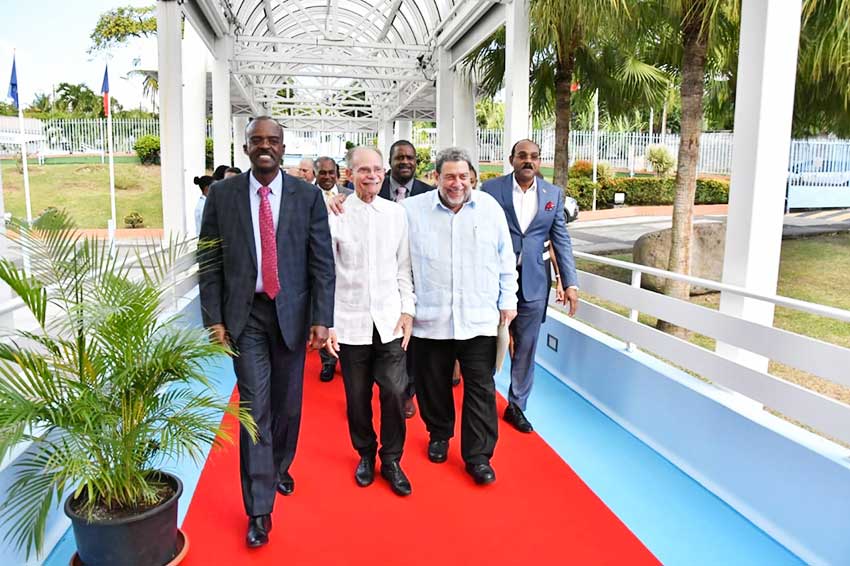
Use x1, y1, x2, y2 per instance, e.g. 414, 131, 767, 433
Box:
514, 152, 540, 161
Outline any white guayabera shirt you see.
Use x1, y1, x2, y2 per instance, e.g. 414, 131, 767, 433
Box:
328, 193, 415, 345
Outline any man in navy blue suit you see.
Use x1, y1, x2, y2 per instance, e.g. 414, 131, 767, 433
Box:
199, 117, 335, 547
481, 139, 579, 433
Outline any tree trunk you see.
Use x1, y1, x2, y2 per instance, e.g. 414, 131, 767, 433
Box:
658, 12, 708, 336
552, 44, 576, 188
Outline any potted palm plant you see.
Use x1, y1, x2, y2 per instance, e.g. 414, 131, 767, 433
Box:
0, 211, 254, 565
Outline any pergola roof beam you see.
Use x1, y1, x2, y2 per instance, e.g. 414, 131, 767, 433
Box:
235, 35, 431, 53
233, 52, 422, 69
253, 83, 396, 94
234, 67, 431, 82
377, 0, 405, 41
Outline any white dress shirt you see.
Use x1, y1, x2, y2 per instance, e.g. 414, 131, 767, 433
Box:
512, 174, 538, 233
194, 194, 206, 235
328, 193, 415, 345
404, 190, 518, 341
513, 174, 538, 266
248, 170, 282, 294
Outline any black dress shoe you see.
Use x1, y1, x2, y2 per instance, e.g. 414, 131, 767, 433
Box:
319, 364, 335, 382
465, 462, 496, 485
427, 439, 449, 463
503, 402, 534, 433
276, 471, 295, 496
246, 514, 272, 548
403, 397, 416, 419
380, 460, 412, 496
355, 455, 375, 487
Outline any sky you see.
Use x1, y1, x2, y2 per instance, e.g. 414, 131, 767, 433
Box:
1, 0, 159, 111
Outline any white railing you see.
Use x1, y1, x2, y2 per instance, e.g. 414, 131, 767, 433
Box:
565, 251, 850, 447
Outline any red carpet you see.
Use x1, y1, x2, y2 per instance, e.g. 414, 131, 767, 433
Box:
181, 352, 660, 565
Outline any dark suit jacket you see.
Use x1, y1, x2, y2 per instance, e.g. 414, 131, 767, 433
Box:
378, 176, 434, 201
198, 170, 335, 349
481, 174, 578, 300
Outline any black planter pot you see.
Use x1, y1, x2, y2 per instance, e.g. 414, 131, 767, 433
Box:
64, 471, 183, 566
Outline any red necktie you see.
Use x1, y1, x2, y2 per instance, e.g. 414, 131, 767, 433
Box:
258, 186, 280, 300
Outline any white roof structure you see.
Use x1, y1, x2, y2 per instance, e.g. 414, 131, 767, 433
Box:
180, 0, 509, 131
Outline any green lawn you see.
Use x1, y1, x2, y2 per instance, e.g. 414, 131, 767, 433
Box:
1, 162, 163, 228
575, 234, 850, 414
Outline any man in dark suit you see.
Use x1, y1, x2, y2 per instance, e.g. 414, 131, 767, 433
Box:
198, 116, 334, 548
379, 140, 434, 202
315, 156, 352, 382
481, 139, 579, 434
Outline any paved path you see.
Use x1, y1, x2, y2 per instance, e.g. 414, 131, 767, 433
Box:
570, 207, 850, 254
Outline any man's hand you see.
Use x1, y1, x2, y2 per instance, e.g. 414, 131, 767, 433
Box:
555, 281, 566, 304
499, 309, 517, 327
325, 328, 340, 359
394, 313, 414, 351
327, 193, 348, 216
309, 325, 330, 350
564, 287, 579, 317
209, 323, 228, 346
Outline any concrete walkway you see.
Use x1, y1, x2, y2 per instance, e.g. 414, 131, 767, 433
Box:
570, 206, 850, 254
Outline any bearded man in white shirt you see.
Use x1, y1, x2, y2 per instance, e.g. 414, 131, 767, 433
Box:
325, 146, 415, 497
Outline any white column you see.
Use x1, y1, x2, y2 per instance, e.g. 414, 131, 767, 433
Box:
503, 0, 530, 174
157, 0, 187, 237
377, 121, 395, 163
233, 116, 251, 172
435, 47, 454, 151
396, 120, 413, 142
453, 75, 478, 166
212, 36, 233, 168
716, 0, 803, 371
182, 23, 209, 237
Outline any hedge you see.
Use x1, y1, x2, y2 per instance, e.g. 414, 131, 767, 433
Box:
562, 176, 729, 210
134, 135, 160, 165
135, 135, 215, 169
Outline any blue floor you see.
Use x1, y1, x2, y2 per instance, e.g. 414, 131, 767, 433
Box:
496, 361, 803, 566
44, 355, 800, 566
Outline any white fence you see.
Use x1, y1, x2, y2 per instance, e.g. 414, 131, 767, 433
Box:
4, 118, 850, 203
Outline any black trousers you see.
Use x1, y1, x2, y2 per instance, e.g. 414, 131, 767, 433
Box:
412, 336, 498, 465
232, 294, 306, 517
338, 326, 408, 464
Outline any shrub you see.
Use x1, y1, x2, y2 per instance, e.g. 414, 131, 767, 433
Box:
602, 177, 730, 206
345, 140, 356, 151
646, 145, 675, 177
695, 179, 730, 204
563, 177, 613, 210
569, 160, 593, 178
415, 146, 432, 178
134, 135, 160, 165
124, 211, 144, 228
569, 159, 613, 182
205, 138, 214, 170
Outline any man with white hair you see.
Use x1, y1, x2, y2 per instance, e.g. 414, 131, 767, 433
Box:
403, 147, 517, 485
325, 146, 415, 496
297, 157, 316, 184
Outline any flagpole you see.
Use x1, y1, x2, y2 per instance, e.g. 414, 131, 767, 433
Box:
17, 106, 32, 225
107, 96, 116, 249
101, 63, 117, 250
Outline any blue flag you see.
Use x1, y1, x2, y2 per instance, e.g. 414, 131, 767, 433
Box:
101, 65, 109, 116
7, 55, 18, 110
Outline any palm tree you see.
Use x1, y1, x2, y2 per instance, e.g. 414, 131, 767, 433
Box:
464, 1, 668, 187
28, 93, 54, 114
129, 70, 159, 113
55, 82, 101, 115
